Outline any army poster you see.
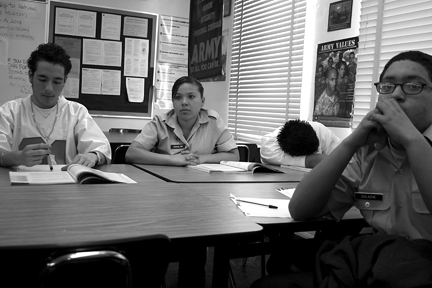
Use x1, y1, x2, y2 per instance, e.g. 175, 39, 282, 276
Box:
313, 36, 358, 127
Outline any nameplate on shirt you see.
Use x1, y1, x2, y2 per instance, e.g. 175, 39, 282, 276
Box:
171, 144, 186, 150
355, 192, 383, 201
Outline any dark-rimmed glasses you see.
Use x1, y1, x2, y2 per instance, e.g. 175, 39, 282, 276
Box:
374, 82, 432, 95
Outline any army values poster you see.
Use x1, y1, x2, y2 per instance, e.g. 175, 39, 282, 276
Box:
313, 36, 358, 128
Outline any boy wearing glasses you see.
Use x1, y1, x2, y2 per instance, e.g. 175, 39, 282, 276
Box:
291, 50, 432, 240
252, 50, 432, 288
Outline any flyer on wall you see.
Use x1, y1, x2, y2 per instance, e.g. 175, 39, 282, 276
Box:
313, 36, 358, 128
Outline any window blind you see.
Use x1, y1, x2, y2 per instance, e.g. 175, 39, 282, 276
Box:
353, 0, 432, 128
228, 0, 306, 143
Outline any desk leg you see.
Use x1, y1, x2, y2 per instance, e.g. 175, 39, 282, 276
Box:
212, 245, 229, 288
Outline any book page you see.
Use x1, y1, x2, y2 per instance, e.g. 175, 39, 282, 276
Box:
9, 171, 75, 184
67, 164, 136, 184
281, 165, 311, 173
188, 164, 246, 173
219, 161, 253, 170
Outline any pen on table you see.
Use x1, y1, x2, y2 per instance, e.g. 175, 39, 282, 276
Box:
236, 199, 278, 209
47, 154, 53, 171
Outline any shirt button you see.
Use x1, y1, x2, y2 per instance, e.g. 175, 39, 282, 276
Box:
399, 203, 404, 208
365, 202, 370, 208
398, 169, 403, 174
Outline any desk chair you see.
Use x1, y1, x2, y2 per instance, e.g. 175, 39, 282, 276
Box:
237, 144, 250, 162
0, 234, 171, 288
109, 128, 142, 133
113, 144, 130, 164
39, 250, 132, 288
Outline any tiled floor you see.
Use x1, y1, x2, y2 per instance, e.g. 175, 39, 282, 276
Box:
164, 247, 266, 288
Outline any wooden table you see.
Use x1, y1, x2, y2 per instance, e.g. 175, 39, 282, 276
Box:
133, 164, 308, 183
0, 165, 263, 287
180, 182, 365, 228
180, 181, 368, 277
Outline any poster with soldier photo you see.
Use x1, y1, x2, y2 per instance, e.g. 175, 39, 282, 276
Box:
313, 36, 358, 128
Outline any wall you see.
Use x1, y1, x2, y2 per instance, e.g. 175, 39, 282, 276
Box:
54, 0, 359, 139
55, 0, 232, 132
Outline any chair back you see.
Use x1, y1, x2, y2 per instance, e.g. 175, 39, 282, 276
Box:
113, 144, 130, 164
237, 144, 250, 162
39, 250, 132, 288
109, 128, 141, 133
37, 234, 171, 288
0, 234, 171, 287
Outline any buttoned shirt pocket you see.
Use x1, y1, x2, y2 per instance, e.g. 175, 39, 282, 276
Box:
412, 191, 431, 214
354, 192, 390, 211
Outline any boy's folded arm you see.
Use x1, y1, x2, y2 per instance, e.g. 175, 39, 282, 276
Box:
289, 138, 359, 220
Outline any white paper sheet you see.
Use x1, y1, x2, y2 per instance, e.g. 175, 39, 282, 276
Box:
126, 77, 145, 102
101, 13, 121, 40
230, 194, 291, 218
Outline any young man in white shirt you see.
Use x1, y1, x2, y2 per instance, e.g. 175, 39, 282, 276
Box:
260, 120, 340, 168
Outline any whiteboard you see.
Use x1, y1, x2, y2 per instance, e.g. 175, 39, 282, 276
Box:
0, 0, 47, 106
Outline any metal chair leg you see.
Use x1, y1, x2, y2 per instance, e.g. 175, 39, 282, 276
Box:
228, 262, 237, 288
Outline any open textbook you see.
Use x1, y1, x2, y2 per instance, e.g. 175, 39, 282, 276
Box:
10, 164, 136, 185
188, 161, 283, 174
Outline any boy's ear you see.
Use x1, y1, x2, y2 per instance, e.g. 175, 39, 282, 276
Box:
201, 97, 205, 107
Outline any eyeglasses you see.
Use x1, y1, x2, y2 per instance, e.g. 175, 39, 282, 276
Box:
374, 82, 432, 95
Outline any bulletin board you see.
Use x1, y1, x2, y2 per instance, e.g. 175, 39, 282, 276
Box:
48, 1, 157, 118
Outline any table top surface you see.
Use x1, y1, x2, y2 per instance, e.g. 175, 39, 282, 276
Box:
0, 165, 262, 249
133, 164, 308, 183
180, 181, 365, 228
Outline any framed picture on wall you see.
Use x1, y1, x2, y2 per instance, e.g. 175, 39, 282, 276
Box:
224, 0, 231, 17
328, 0, 353, 32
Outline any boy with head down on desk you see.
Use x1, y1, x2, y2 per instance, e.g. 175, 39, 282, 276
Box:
0, 42, 110, 168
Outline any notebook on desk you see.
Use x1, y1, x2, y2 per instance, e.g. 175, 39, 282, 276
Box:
10, 164, 136, 185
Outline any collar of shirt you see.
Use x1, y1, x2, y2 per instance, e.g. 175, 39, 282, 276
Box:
162, 109, 211, 143
24, 94, 68, 114
164, 108, 211, 130
374, 122, 432, 152
423, 123, 432, 145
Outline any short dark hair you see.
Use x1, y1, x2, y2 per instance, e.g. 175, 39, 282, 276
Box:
277, 120, 319, 157
325, 67, 338, 79
380, 50, 432, 82
27, 42, 72, 77
172, 76, 204, 99
336, 60, 347, 72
